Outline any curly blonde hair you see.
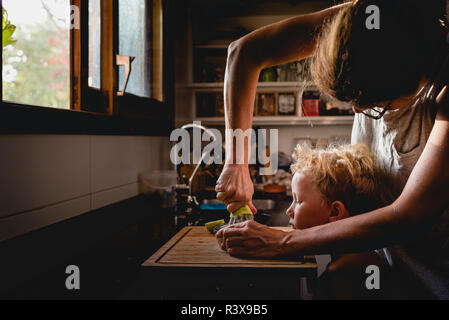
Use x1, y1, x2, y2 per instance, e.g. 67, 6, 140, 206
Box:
291, 143, 390, 215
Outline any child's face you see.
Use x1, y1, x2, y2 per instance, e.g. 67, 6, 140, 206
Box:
286, 172, 332, 229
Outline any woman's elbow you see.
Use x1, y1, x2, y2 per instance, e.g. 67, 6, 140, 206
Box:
227, 40, 241, 62
227, 37, 263, 70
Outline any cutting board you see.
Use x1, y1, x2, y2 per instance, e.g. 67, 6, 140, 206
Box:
142, 226, 316, 269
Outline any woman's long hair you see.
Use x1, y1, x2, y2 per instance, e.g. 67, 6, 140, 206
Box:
311, 0, 448, 110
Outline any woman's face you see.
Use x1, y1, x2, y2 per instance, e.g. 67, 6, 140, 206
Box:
286, 172, 332, 229
353, 77, 429, 115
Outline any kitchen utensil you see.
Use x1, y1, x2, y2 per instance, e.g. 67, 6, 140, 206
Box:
228, 205, 254, 225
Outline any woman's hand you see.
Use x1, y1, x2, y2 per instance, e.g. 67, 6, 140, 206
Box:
216, 220, 291, 257
215, 164, 257, 213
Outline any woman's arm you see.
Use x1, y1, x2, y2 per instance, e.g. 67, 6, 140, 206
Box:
216, 3, 349, 213
284, 109, 449, 256
218, 89, 449, 257
224, 4, 347, 130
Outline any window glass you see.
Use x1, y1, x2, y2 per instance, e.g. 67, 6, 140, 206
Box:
2, 0, 70, 109
88, 0, 101, 89
118, 0, 151, 97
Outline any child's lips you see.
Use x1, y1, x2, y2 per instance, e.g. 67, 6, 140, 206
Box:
288, 220, 296, 229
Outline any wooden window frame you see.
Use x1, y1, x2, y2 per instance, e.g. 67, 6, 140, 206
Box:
71, 0, 88, 112
0, 0, 174, 135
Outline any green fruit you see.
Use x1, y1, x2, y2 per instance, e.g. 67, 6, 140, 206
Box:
230, 205, 253, 218
205, 219, 225, 233
229, 205, 254, 225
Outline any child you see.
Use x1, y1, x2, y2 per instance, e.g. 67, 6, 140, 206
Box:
288, 143, 393, 299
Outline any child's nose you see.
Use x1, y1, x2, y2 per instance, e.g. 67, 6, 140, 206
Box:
286, 204, 294, 218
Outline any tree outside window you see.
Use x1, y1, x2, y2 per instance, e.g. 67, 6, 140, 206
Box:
2, 0, 70, 109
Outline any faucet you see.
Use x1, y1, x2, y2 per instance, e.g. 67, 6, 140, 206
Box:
180, 123, 219, 212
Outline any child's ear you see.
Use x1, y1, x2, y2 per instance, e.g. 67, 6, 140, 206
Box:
329, 201, 350, 222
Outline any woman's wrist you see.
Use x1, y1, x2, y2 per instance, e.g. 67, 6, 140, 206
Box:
280, 227, 320, 256
280, 229, 305, 256
225, 131, 253, 165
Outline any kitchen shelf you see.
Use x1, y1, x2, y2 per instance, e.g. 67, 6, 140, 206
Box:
194, 43, 231, 49
178, 0, 353, 128
188, 82, 318, 90
193, 116, 355, 126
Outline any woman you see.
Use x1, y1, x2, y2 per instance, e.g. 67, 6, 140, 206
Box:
215, 0, 449, 299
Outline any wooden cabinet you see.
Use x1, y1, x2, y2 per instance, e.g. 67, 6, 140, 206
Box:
174, 0, 354, 127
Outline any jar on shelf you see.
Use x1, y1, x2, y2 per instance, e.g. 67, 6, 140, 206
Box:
302, 91, 321, 116
260, 67, 277, 82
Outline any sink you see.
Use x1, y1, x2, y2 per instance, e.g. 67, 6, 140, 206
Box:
200, 198, 276, 211
184, 198, 276, 227
201, 199, 224, 204
253, 199, 276, 211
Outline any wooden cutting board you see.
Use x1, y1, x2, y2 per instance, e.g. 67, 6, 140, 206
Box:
142, 226, 316, 269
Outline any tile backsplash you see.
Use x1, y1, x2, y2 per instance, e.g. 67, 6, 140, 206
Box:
0, 134, 172, 242
0, 126, 352, 242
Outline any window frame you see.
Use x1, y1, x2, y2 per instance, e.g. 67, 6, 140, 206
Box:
0, 0, 174, 136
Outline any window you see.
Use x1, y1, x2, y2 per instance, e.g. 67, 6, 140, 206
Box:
88, 0, 100, 90
2, 0, 70, 109
118, 0, 150, 98
1, 0, 173, 135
